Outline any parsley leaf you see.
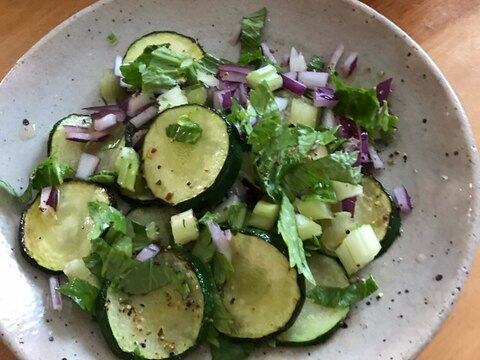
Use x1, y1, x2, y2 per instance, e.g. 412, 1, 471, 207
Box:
165, 116, 203, 144
58, 278, 99, 314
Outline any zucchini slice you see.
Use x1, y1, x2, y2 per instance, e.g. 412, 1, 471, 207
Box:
217, 231, 304, 340
123, 31, 204, 64
354, 175, 401, 254
126, 205, 179, 246
142, 105, 242, 210
276, 253, 349, 345
19, 181, 111, 272
96, 251, 213, 360
47, 114, 129, 174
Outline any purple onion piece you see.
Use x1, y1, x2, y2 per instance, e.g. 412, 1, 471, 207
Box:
219, 71, 247, 83
367, 144, 384, 169
218, 64, 252, 75
342, 197, 357, 217
394, 185, 413, 214
281, 73, 306, 96
297, 71, 329, 89
75, 153, 100, 180
312, 87, 339, 108
46, 187, 60, 211
127, 93, 155, 117
338, 117, 360, 139
132, 129, 148, 151
238, 83, 249, 108
260, 42, 278, 64
83, 104, 122, 112
49, 276, 63, 311
136, 243, 160, 262
342, 52, 359, 77
328, 43, 345, 69
376, 78, 393, 103
129, 105, 158, 128
39, 187, 53, 212
207, 221, 232, 259
289, 47, 307, 72
93, 113, 118, 131
219, 80, 240, 91
63, 125, 90, 134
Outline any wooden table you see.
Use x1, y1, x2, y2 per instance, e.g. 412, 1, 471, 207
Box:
1, 1, 479, 359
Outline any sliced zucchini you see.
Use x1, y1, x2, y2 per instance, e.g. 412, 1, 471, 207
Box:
354, 176, 401, 255
123, 31, 204, 64
47, 114, 129, 174
126, 205, 179, 246
96, 251, 213, 360
142, 104, 242, 210
19, 181, 111, 272
277, 253, 349, 345
217, 231, 304, 340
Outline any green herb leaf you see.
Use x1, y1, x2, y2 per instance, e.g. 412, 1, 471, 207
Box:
238, 8, 267, 67
307, 55, 325, 71
210, 334, 254, 360
107, 32, 118, 46
278, 195, 315, 284
88, 201, 128, 241
166, 116, 203, 144
331, 71, 397, 142
0, 154, 74, 203
57, 278, 99, 314
307, 275, 379, 307
212, 252, 234, 289
192, 228, 217, 265
225, 98, 256, 136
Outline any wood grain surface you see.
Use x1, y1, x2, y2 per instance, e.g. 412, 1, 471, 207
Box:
1, 1, 479, 359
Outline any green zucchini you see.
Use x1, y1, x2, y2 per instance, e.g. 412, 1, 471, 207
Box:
19, 181, 111, 272
123, 31, 204, 64
354, 175, 401, 255
277, 253, 349, 345
96, 251, 213, 360
47, 114, 130, 175
142, 104, 242, 210
216, 231, 304, 340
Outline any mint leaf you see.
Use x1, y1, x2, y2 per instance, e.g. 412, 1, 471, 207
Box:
88, 201, 127, 241
308, 55, 325, 71
331, 71, 397, 142
307, 275, 379, 307
166, 116, 203, 144
238, 8, 267, 67
0, 154, 74, 203
57, 278, 99, 314
278, 195, 315, 284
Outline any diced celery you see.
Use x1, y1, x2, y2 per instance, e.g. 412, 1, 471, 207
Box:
157, 85, 188, 112
100, 68, 126, 103
246, 64, 283, 91
247, 200, 280, 231
63, 259, 101, 288
171, 209, 199, 245
332, 180, 363, 201
288, 97, 319, 128
320, 212, 357, 255
295, 198, 333, 220
335, 224, 381, 275
295, 214, 323, 240
114, 147, 140, 192
185, 84, 208, 105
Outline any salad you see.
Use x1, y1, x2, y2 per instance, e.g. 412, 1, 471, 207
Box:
0, 8, 412, 360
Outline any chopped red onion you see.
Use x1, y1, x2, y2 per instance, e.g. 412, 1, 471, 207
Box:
280, 73, 306, 96
136, 243, 160, 262
83, 104, 122, 113
297, 71, 329, 89
39, 187, 53, 212
75, 153, 100, 180
114, 55, 123, 76
274, 97, 289, 112
93, 113, 118, 131
218, 64, 252, 75
238, 83, 249, 107
338, 117, 360, 139
207, 221, 232, 259
367, 144, 384, 169
342, 52, 359, 77
394, 185, 413, 214
260, 42, 278, 64
129, 105, 158, 128
219, 80, 240, 91
328, 43, 345, 69
49, 275, 63, 311
289, 47, 307, 72
213, 90, 233, 110
65, 130, 109, 143
132, 129, 148, 150
63, 125, 90, 134
127, 93, 155, 117
282, 71, 297, 80
312, 87, 339, 108
342, 197, 357, 217
320, 108, 337, 129
376, 78, 393, 103
219, 71, 247, 83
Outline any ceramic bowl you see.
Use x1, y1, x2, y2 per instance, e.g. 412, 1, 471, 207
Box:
0, 0, 479, 359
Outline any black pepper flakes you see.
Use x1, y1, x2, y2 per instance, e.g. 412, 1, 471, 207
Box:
48, 336, 54, 342
22, 118, 30, 126
435, 274, 443, 281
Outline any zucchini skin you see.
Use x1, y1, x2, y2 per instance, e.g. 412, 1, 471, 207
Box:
18, 180, 113, 274
95, 250, 214, 360
217, 228, 306, 342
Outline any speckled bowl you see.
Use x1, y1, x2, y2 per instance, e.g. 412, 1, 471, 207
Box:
0, 0, 479, 359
